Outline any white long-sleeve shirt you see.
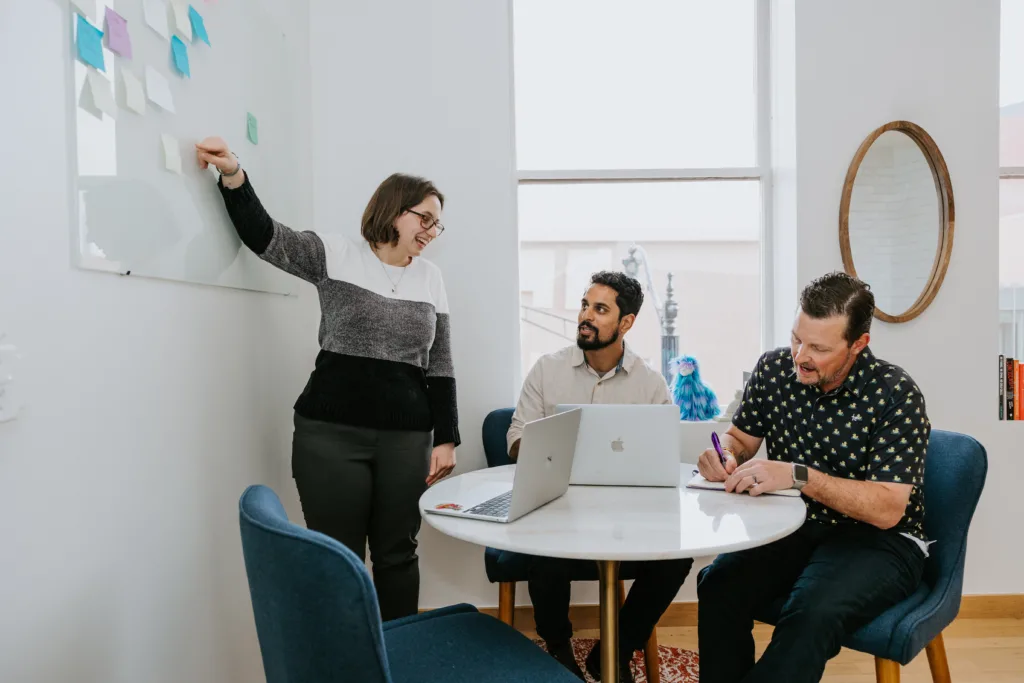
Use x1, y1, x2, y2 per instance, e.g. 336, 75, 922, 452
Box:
506, 344, 672, 453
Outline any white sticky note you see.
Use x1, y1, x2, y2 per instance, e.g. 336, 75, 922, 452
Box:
70, 0, 96, 22
122, 70, 146, 115
162, 134, 182, 174
80, 70, 118, 120
143, 0, 170, 40
170, 1, 192, 42
145, 66, 176, 113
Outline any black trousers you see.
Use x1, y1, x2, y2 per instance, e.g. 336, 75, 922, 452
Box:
291, 413, 433, 622
528, 556, 694, 655
697, 522, 925, 683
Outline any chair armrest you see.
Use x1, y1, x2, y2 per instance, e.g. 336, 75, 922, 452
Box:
382, 603, 479, 632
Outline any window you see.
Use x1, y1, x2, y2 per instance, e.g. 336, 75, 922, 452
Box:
512, 0, 768, 408
1002, 0, 1024, 357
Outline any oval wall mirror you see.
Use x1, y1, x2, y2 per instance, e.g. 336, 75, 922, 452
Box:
839, 121, 954, 323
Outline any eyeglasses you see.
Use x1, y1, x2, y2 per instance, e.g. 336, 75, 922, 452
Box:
407, 209, 445, 236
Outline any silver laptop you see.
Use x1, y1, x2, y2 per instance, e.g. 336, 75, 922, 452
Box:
425, 408, 582, 523
555, 404, 680, 487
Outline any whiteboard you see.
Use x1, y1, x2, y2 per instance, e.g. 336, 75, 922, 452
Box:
64, 0, 302, 295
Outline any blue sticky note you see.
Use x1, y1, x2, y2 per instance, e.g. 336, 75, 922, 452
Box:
188, 5, 211, 46
246, 112, 258, 144
171, 36, 190, 78
76, 14, 105, 72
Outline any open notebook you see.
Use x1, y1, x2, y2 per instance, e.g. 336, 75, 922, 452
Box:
685, 471, 802, 498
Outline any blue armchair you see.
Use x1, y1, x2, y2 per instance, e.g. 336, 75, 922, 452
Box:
238, 484, 582, 683
748, 429, 987, 683
482, 408, 663, 683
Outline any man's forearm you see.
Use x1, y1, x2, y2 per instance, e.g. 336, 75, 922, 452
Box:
509, 439, 521, 463
803, 469, 906, 530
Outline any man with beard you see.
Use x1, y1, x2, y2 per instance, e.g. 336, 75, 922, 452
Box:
695, 272, 930, 683
507, 270, 692, 682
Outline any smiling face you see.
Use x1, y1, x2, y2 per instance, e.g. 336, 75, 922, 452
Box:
393, 195, 442, 259
790, 310, 868, 390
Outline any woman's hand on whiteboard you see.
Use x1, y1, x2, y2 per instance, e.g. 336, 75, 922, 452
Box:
426, 443, 457, 486
196, 137, 244, 187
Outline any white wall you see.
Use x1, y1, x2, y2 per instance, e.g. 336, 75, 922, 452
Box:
773, 0, 1017, 593
0, 1, 317, 682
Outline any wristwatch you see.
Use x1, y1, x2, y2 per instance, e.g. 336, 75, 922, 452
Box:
791, 463, 808, 491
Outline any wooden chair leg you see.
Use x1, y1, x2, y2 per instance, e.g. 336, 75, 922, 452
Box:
618, 579, 661, 683
498, 581, 516, 627
644, 628, 661, 683
875, 656, 901, 683
925, 632, 952, 683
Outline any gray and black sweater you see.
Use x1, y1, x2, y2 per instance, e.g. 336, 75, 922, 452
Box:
219, 175, 459, 447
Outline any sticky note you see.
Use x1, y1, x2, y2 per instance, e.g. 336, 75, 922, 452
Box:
171, 36, 190, 78
76, 14, 105, 72
70, 0, 96, 22
143, 0, 169, 40
145, 66, 176, 112
88, 70, 117, 117
188, 5, 210, 46
171, 1, 192, 42
162, 134, 182, 174
78, 77, 103, 120
122, 70, 146, 114
104, 8, 132, 58
246, 112, 258, 144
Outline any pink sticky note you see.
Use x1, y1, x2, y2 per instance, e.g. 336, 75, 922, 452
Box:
105, 8, 132, 59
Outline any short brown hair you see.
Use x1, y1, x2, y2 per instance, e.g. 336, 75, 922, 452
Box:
361, 173, 445, 246
799, 272, 875, 344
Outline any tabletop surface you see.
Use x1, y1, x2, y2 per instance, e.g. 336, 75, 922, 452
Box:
419, 464, 807, 561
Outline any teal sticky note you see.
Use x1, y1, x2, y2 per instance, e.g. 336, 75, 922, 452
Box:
246, 112, 258, 144
76, 14, 105, 72
188, 5, 211, 46
171, 35, 190, 78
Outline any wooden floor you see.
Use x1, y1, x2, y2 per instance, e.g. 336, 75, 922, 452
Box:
521, 618, 1024, 682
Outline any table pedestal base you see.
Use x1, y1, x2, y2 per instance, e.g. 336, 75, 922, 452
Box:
597, 559, 621, 683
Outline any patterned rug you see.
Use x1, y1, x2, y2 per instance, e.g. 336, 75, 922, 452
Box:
536, 637, 699, 683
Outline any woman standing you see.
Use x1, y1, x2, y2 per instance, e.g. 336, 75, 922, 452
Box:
196, 137, 458, 620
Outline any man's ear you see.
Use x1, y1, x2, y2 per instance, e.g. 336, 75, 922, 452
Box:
851, 333, 870, 355
619, 313, 636, 335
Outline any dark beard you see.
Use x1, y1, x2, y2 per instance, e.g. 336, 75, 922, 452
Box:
792, 348, 853, 389
577, 324, 619, 351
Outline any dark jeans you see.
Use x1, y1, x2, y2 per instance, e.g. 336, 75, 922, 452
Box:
291, 413, 433, 621
528, 556, 694, 654
697, 521, 925, 683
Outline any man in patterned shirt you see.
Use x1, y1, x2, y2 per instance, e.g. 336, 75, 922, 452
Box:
695, 272, 930, 683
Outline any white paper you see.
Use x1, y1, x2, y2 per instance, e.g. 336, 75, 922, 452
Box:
170, 1, 192, 42
162, 134, 182, 174
79, 70, 117, 120
122, 70, 146, 115
145, 66, 176, 113
685, 472, 802, 498
143, 0, 170, 40
70, 0, 96, 22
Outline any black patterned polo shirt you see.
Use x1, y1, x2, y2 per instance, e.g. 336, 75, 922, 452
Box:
732, 346, 929, 544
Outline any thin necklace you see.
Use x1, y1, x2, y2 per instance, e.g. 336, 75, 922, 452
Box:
373, 248, 407, 293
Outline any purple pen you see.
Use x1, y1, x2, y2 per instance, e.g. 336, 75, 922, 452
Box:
711, 432, 728, 467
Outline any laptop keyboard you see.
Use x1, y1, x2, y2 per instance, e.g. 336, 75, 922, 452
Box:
466, 490, 513, 518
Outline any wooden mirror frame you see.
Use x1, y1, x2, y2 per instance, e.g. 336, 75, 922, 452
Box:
838, 120, 955, 323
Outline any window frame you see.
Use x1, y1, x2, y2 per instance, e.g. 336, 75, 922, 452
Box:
509, 0, 774, 379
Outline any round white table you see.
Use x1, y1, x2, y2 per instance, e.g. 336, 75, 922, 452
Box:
420, 464, 806, 683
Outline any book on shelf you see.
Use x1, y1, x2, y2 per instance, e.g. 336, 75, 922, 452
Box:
1000, 355, 1005, 420
1003, 356, 1018, 420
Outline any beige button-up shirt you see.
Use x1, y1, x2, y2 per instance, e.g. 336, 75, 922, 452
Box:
506, 344, 673, 452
